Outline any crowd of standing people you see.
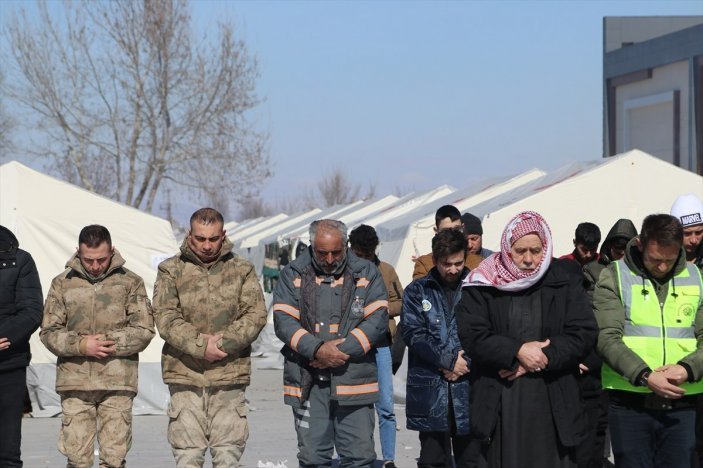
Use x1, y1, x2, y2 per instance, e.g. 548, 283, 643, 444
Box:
1, 193, 703, 467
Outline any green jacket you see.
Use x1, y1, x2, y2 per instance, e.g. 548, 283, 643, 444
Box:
594, 239, 703, 386
153, 237, 266, 387
40, 249, 154, 393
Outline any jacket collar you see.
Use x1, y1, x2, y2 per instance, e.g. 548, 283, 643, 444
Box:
179, 237, 234, 268
623, 237, 687, 284
427, 266, 470, 290
66, 248, 127, 282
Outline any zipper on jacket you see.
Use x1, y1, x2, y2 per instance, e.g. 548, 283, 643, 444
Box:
91, 283, 98, 379
656, 280, 666, 366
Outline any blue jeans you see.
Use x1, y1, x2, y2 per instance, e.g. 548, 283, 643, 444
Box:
609, 402, 695, 468
375, 346, 396, 461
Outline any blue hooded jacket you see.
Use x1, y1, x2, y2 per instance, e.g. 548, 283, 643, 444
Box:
401, 267, 470, 434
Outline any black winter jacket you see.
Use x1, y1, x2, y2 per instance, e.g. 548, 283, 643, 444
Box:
456, 259, 597, 447
0, 226, 43, 372
401, 268, 470, 435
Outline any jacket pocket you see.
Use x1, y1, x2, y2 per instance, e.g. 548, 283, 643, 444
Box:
406, 374, 439, 417
167, 403, 181, 420
57, 416, 73, 454
281, 345, 303, 386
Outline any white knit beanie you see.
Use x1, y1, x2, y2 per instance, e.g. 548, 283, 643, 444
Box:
670, 194, 703, 227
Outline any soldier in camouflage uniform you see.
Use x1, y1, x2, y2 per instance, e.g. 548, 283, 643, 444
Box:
40, 225, 154, 468
153, 208, 267, 468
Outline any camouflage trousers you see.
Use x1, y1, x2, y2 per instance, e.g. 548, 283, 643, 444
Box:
167, 384, 249, 468
58, 390, 135, 468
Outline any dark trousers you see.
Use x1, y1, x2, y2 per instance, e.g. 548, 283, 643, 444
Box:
694, 395, 703, 468
418, 431, 473, 468
293, 382, 375, 467
609, 402, 695, 468
0, 367, 27, 468
576, 391, 610, 468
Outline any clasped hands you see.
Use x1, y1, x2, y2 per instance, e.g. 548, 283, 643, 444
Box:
200, 333, 228, 362
310, 338, 350, 369
499, 339, 550, 381
79, 334, 116, 358
647, 364, 689, 400
441, 350, 470, 381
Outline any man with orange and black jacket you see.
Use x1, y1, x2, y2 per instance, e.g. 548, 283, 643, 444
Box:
273, 219, 388, 467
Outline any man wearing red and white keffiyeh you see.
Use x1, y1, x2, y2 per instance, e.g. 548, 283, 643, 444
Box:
463, 211, 553, 291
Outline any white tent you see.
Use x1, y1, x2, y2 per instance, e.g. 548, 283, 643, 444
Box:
361, 185, 456, 231
376, 171, 545, 285
227, 213, 289, 244
466, 149, 703, 257
0, 161, 179, 416
236, 208, 322, 266
287, 195, 400, 248
376, 149, 702, 289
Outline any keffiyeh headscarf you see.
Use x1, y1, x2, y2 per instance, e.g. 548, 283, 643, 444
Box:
463, 211, 553, 291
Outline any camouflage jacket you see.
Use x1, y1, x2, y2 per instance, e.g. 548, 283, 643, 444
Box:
153, 237, 266, 387
40, 249, 154, 393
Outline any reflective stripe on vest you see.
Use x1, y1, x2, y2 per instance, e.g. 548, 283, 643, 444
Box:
601, 259, 703, 394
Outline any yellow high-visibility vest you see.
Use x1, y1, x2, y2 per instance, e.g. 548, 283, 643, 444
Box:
601, 259, 703, 394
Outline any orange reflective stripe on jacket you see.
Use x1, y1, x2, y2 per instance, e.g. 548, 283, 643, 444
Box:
284, 385, 302, 397
273, 303, 300, 320
336, 382, 379, 395
350, 328, 371, 353
290, 329, 308, 352
363, 300, 388, 318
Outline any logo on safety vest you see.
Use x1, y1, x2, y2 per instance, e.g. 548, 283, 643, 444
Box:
422, 300, 432, 312
678, 304, 694, 318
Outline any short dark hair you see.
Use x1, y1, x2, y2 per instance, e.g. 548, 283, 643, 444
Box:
435, 205, 462, 227
640, 214, 683, 248
348, 224, 379, 258
574, 222, 601, 247
190, 208, 224, 228
432, 229, 467, 261
79, 225, 112, 248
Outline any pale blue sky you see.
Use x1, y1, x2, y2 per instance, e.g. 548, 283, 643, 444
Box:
190, 0, 702, 207
3, 1, 703, 221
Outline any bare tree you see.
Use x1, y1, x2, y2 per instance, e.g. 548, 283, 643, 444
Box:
393, 184, 415, 197
3, 0, 271, 212
317, 167, 362, 207
271, 197, 303, 216
238, 195, 272, 221
0, 69, 13, 159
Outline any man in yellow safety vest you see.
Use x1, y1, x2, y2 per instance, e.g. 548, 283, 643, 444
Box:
595, 213, 703, 468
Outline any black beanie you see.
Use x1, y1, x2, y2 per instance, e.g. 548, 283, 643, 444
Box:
462, 213, 483, 236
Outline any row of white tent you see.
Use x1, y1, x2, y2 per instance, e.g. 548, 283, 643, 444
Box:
231, 149, 702, 288
2, 149, 702, 414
